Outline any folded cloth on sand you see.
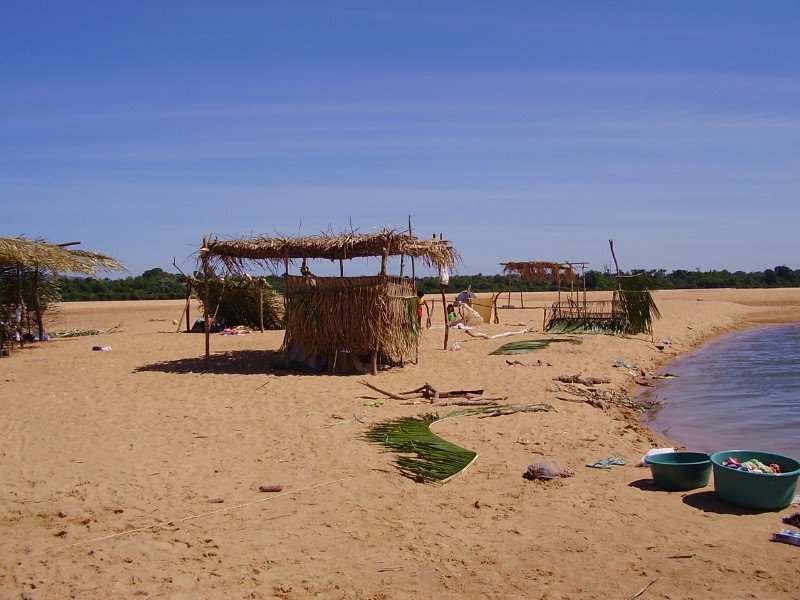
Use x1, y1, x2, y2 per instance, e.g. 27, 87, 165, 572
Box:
586, 457, 627, 469
523, 461, 574, 481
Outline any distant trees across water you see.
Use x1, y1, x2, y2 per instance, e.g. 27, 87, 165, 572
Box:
58, 265, 800, 302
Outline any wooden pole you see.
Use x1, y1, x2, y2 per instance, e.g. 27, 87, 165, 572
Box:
31, 268, 46, 340
171, 257, 193, 333
408, 216, 416, 280
284, 274, 290, 371
609, 239, 621, 278
184, 279, 193, 333
202, 237, 211, 370
259, 282, 265, 333
370, 350, 378, 376
440, 284, 449, 350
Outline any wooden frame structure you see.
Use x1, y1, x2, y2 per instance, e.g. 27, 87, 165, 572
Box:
198, 229, 458, 374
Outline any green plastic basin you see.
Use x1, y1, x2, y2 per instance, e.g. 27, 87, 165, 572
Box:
709, 450, 800, 511
645, 452, 711, 491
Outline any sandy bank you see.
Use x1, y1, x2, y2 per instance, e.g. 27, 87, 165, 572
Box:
1, 288, 799, 599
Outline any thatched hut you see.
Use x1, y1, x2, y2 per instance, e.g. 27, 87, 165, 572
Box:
199, 229, 458, 374
0, 237, 124, 354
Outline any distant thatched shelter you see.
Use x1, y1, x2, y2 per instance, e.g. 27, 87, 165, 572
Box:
501, 249, 659, 335
199, 229, 458, 374
500, 261, 588, 313
0, 237, 124, 354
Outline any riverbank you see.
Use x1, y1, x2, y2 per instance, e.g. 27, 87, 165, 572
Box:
1, 289, 799, 599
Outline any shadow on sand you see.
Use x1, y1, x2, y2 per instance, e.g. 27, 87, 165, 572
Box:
630, 478, 766, 514
628, 478, 661, 492
134, 349, 285, 375
681, 491, 767, 515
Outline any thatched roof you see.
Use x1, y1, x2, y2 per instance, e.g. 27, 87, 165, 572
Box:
0, 237, 125, 275
501, 261, 586, 285
202, 230, 458, 272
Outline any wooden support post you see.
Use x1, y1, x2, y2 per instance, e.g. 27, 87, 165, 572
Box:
185, 279, 192, 333
409, 216, 416, 280
31, 268, 46, 340
371, 350, 378, 375
202, 238, 211, 370
284, 274, 290, 371
440, 284, 449, 350
259, 284, 264, 332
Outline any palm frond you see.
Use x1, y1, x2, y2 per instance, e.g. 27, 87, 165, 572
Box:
489, 338, 582, 355
364, 414, 477, 484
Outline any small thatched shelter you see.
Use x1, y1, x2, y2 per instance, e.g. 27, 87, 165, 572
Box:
199, 229, 458, 374
499, 261, 589, 323
0, 237, 124, 354
503, 244, 659, 335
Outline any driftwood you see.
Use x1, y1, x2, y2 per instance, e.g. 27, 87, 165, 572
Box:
554, 374, 611, 386
436, 397, 507, 406
627, 578, 659, 600
359, 381, 485, 403
465, 327, 532, 340
258, 485, 283, 493
552, 383, 664, 411
476, 404, 553, 418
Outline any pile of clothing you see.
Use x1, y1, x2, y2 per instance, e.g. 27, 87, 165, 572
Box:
219, 325, 252, 335
722, 456, 781, 474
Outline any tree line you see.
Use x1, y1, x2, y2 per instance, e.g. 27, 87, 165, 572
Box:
57, 265, 800, 302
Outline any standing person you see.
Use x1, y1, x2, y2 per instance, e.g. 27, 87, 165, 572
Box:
416, 291, 426, 327
446, 303, 456, 324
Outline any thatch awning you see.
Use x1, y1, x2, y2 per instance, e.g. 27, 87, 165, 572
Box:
501, 261, 586, 285
202, 230, 458, 272
0, 237, 125, 275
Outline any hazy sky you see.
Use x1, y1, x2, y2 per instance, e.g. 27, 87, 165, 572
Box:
3, 1, 799, 277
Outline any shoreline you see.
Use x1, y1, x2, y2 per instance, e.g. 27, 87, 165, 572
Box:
2, 289, 800, 599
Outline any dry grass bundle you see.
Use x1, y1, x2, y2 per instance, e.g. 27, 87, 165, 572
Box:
197, 276, 284, 329
283, 275, 418, 361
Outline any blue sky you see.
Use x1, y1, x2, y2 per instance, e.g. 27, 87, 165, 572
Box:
3, 1, 799, 277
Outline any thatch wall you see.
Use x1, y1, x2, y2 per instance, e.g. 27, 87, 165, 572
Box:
283, 275, 417, 363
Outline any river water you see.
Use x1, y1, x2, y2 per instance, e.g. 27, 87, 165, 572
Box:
640, 323, 800, 460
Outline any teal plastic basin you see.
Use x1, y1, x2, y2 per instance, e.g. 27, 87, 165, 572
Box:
645, 452, 711, 491
709, 450, 800, 511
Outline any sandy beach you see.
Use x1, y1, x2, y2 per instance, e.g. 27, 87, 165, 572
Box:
1, 288, 799, 599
